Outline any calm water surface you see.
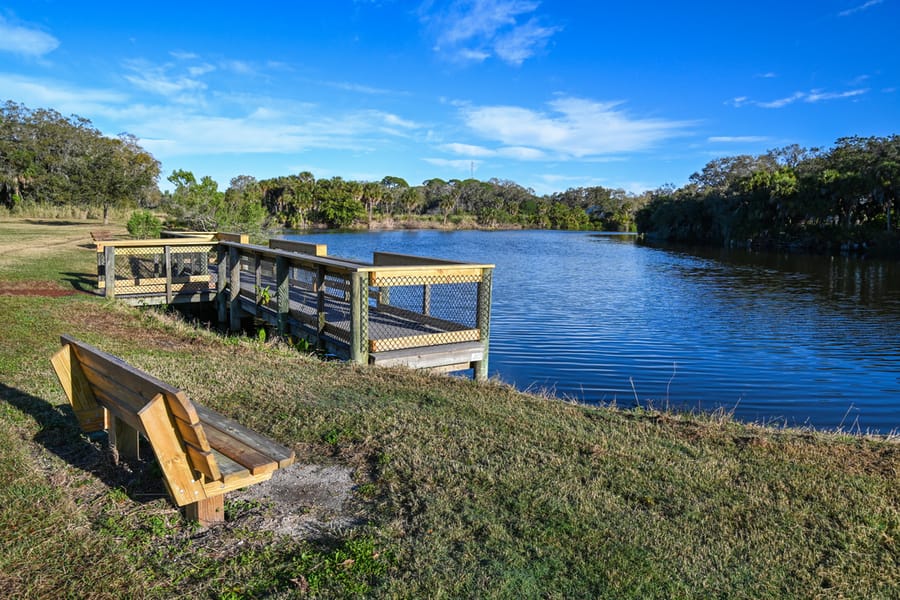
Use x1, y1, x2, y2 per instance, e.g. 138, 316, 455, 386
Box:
287, 230, 900, 433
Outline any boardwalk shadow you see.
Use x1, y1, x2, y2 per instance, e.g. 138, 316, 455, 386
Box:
61, 271, 99, 294
0, 382, 166, 505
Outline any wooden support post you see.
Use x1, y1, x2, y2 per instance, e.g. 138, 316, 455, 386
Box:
164, 245, 173, 304
474, 267, 493, 381
109, 415, 140, 461
184, 495, 225, 526
216, 245, 227, 324
276, 255, 289, 336
104, 246, 115, 299
229, 246, 242, 332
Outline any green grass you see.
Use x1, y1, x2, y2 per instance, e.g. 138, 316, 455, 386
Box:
0, 217, 898, 598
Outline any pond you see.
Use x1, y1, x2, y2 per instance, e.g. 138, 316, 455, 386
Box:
286, 229, 900, 433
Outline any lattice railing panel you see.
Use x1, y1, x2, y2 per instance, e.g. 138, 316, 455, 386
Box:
368, 271, 482, 352
102, 244, 217, 296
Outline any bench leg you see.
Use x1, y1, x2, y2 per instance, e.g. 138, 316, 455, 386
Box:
109, 415, 140, 462
184, 495, 225, 526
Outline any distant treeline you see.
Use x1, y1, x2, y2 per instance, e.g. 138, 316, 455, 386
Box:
636, 136, 900, 253
165, 171, 647, 232
1, 101, 646, 232
4, 101, 898, 249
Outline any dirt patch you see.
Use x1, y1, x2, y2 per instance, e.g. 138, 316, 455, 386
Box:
220, 463, 363, 539
0, 280, 78, 297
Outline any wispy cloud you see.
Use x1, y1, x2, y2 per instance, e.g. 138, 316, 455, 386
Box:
0, 73, 129, 116
0, 66, 424, 163
424, 157, 483, 171
708, 136, 770, 143
0, 16, 59, 57
459, 97, 693, 157
425, 0, 561, 65
839, 0, 884, 17
441, 141, 545, 159
123, 60, 208, 103
730, 88, 869, 108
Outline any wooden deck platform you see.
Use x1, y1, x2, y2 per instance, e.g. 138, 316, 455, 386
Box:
95, 235, 494, 378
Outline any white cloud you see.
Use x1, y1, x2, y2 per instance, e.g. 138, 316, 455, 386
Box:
839, 0, 884, 17
708, 136, 770, 143
0, 73, 129, 117
758, 91, 806, 108
734, 88, 869, 109
806, 88, 868, 102
493, 18, 558, 65
424, 157, 483, 170
497, 145, 545, 160
188, 63, 216, 77
426, 0, 560, 65
0, 17, 59, 57
122, 60, 207, 101
442, 142, 496, 156
461, 97, 693, 157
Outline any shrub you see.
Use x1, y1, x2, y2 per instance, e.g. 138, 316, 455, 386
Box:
127, 209, 162, 239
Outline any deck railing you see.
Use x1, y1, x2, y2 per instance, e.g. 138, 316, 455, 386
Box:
95, 234, 494, 378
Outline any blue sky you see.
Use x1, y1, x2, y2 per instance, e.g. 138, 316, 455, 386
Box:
1, 1, 897, 195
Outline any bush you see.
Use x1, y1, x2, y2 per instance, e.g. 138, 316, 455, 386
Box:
127, 209, 162, 239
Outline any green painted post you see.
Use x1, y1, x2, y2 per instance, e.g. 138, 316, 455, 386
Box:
228, 246, 241, 332
164, 245, 173, 304
316, 265, 326, 347
276, 255, 290, 336
253, 253, 262, 318
216, 245, 227, 324
474, 267, 493, 381
349, 272, 369, 365
422, 283, 431, 316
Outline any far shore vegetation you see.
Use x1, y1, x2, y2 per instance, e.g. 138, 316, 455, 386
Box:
1, 218, 898, 598
2, 100, 898, 255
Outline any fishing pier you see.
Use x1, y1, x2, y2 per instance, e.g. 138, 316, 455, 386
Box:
94, 233, 494, 379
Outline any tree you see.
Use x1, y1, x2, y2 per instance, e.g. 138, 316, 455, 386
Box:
315, 177, 365, 228
164, 170, 226, 231
0, 102, 159, 218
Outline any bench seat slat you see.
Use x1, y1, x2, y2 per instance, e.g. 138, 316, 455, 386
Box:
202, 424, 279, 476
210, 449, 255, 485
195, 404, 295, 468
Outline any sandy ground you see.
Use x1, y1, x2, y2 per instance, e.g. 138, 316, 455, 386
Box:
226, 463, 363, 539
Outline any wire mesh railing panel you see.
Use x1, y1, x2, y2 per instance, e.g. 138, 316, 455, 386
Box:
323, 272, 353, 342
103, 244, 217, 296
368, 272, 482, 352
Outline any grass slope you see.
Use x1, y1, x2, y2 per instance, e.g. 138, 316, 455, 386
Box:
0, 218, 897, 598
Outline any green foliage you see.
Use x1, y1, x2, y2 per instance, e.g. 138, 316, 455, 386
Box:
638, 135, 900, 251
254, 284, 271, 305
126, 209, 162, 239
0, 101, 160, 220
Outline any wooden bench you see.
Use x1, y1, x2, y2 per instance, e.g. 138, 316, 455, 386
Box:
50, 335, 295, 525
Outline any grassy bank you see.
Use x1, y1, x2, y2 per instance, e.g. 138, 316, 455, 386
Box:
0, 218, 897, 598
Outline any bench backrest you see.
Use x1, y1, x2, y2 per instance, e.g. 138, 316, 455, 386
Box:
50, 335, 222, 487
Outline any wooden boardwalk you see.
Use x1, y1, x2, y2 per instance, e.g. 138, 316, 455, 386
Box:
95, 234, 493, 378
